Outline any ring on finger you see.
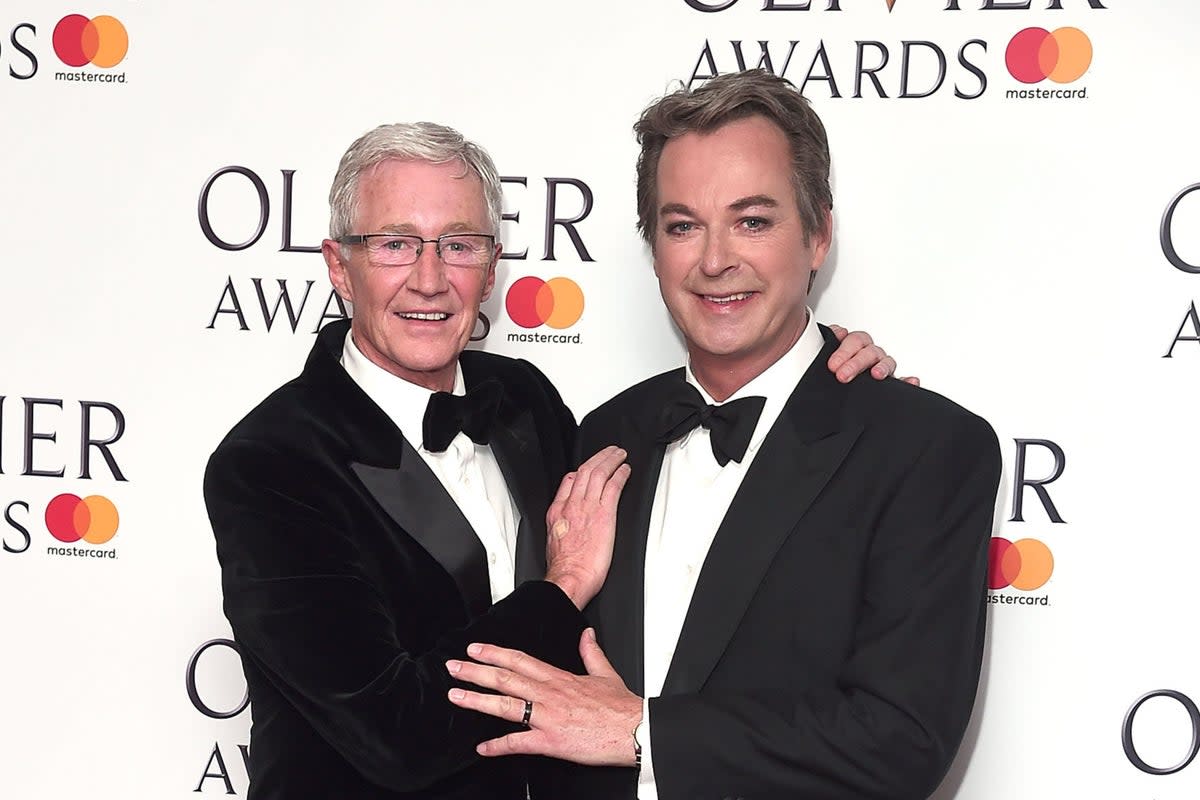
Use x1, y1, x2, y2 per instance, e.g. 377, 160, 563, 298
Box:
521, 699, 533, 727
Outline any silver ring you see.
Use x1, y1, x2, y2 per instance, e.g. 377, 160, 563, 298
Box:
521, 699, 533, 727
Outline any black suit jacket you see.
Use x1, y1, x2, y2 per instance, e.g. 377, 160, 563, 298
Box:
203, 319, 586, 800
572, 326, 1002, 800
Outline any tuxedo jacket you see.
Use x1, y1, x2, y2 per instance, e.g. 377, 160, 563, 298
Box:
572, 326, 1002, 800
203, 319, 586, 800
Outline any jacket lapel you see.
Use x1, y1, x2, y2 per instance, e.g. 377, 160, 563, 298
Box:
305, 321, 493, 620
660, 336, 862, 695
488, 401, 547, 586
351, 448, 492, 620
589, 375, 677, 697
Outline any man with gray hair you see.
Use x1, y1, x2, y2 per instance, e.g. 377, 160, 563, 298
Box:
204, 121, 636, 800
205, 118, 900, 799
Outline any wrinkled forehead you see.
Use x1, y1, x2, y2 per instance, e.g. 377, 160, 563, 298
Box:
354, 158, 490, 230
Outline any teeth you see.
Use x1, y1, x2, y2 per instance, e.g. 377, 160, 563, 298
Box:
707, 292, 751, 304
398, 312, 449, 321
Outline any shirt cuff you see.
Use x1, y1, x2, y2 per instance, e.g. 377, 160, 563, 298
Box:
636, 697, 657, 798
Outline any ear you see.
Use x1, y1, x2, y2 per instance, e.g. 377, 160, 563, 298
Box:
809, 209, 833, 271
479, 243, 501, 301
323, 239, 354, 302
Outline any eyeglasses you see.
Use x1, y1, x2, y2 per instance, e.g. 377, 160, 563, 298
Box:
338, 233, 496, 268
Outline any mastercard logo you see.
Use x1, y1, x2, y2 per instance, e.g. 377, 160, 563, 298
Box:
53, 14, 129, 69
505, 276, 584, 329
1005, 27, 1091, 85
45, 493, 120, 545
988, 537, 1053, 591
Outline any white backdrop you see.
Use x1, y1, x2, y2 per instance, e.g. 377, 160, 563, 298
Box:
2, 1, 1199, 797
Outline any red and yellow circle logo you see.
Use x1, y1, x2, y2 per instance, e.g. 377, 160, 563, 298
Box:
988, 537, 1054, 591
52, 14, 128, 68
1005, 27, 1091, 85
505, 276, 585, 329
45, 494, 120, 545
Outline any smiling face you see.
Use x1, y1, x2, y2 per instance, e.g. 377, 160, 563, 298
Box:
322, 158, 499, 392
652, 115, 831, 399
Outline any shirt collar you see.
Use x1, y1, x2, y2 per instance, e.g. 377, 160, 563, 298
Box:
684, 308, 823, 456
339, 330, 465, 450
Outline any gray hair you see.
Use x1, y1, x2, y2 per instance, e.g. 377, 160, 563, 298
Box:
327, 121, 503, 240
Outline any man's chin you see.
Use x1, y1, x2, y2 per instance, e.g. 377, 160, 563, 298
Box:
681, 327, 755, 360
684, 342, 752, 366
365, 344, 461, 389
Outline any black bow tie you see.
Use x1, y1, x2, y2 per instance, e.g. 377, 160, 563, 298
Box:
422, 379, 504, 453
657, 382, 766, 466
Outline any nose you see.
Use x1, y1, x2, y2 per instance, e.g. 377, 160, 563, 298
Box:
406, 244, 449, 296
699, 227, 736, 278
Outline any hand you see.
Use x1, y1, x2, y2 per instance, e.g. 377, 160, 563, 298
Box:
446, 628, 642, 766
827, 324, 920, 386
544, 446, 631, 609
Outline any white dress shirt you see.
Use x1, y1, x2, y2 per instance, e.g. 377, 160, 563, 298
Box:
637, 312, 824, 799
340, 332, 520, 604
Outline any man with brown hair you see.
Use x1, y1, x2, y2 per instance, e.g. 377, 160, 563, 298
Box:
448, 70, 1001, 800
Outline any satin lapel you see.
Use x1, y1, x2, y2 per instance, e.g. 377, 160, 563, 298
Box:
661, 347, 862, 696
489, 401, 547, 586
589, 397, 669, 697
309, 322, 490, 618
350, 439, 491, 619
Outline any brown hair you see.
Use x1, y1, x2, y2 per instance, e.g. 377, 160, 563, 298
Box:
634, 69, 832, 246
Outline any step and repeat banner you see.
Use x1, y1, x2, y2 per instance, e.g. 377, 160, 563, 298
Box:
2, 0, 1198, 797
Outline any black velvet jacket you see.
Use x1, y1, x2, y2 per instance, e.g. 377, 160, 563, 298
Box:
204, 319, 585, 800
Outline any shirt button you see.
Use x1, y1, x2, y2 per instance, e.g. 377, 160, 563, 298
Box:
489, 552, 498, 565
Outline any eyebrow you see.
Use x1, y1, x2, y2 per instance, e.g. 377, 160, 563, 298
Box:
659, 195, 780, 218
376, 221, 482, 234
728, 194, 779, 212
659, 202, 694, 217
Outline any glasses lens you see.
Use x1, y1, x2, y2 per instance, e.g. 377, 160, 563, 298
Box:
367, 235, 421, 265
439, 235, 492, 266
